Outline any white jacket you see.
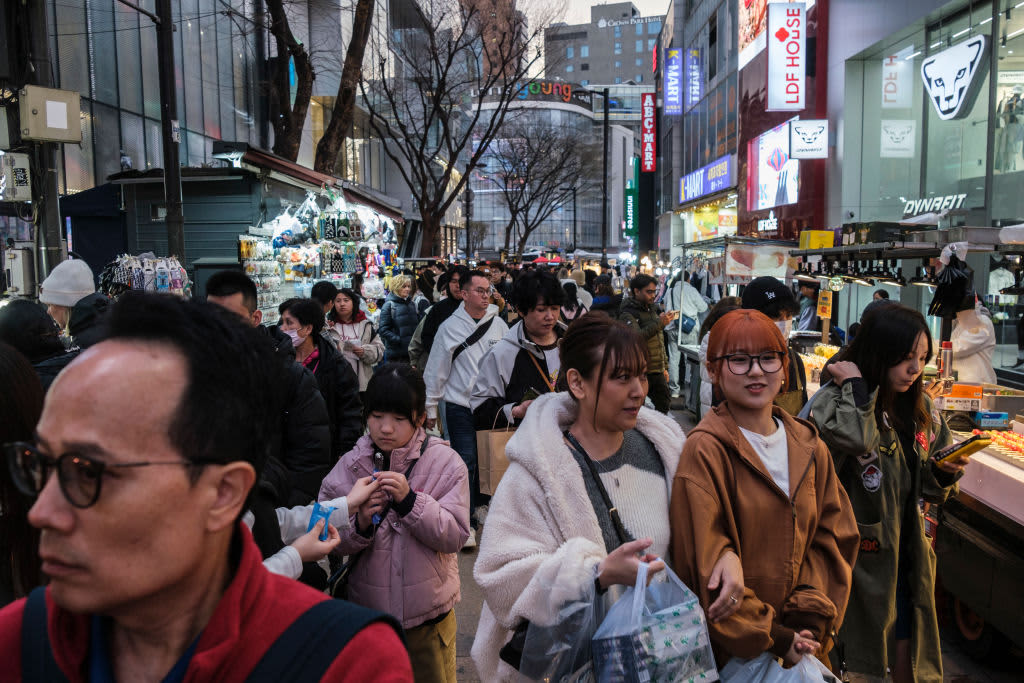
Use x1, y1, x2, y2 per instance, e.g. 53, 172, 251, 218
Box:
471, 392, 684, 681
424, 302, 508, 419
699, 332, 713, 418
952, 313, 997, 385
666, 279, 709, 345
242, 495, 350, 579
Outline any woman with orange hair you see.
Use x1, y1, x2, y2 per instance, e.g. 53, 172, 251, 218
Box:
670, 309, 859, 671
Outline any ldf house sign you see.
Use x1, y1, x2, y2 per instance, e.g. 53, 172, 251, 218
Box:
921, 35, 989, 121
767, 2, 806, 111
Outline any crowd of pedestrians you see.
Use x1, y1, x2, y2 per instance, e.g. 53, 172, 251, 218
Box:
0, 256, 975, 682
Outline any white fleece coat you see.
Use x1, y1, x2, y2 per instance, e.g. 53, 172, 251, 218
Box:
424, 302, 508, 419
471, 392, 684, 681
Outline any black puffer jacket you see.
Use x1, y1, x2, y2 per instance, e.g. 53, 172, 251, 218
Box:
309, 334, 363, 463
68, 292, 110, 349
33, 351, 80, 392
263, 326, 333, 505
378, 292, 419, 360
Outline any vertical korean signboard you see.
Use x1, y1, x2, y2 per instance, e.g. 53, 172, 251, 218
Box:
664, 48, 683, 115
766, 2, 805, 112
685, 48, 702, 110
640, 92, 656, 172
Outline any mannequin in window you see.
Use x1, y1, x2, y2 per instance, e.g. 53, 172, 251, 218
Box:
951, 293, 997, 383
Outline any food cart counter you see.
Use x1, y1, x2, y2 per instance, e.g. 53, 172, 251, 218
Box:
935, 430, 1024, 653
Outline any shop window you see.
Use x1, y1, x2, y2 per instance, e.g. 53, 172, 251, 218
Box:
993, 0, 1024, 222
581, 45, 589, 57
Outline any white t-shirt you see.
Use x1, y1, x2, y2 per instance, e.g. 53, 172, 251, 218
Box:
738, 418, 790, 497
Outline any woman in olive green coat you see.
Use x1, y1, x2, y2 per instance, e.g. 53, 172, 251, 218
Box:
809, 304, 971, 682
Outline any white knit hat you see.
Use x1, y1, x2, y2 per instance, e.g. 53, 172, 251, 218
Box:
39, 259, 95, 307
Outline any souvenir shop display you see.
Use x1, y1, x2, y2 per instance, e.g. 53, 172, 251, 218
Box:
240, 186, 403, 316
99, 253, 190, 299
239, 235, 284, 325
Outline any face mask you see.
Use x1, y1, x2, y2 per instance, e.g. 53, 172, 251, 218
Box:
283, 328, 304, 347
776, 319, 793, 339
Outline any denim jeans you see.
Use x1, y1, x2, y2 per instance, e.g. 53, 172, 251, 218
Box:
665, 329, 682, 395
442, 401, 486, 522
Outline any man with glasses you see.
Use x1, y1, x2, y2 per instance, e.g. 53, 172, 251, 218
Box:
0, 293, 411, 681
741, 276, 808, 415
424, 271, 508, 549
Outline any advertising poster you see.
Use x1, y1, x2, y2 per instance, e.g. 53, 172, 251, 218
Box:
664, 49, 683, 115
766, 2, 806, 111
748, 121, 799, 211
724, 243, 790, 283
739, 0, 815, 70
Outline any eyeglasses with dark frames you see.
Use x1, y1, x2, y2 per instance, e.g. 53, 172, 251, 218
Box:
4, 442, 218, 509
713, 352, 785, 376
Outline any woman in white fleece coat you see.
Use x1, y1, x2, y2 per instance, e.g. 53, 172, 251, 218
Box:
472, 313, 744, 681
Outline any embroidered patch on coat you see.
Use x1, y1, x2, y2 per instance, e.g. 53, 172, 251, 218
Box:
860, 537, 881, 553
862, 463, 882, 492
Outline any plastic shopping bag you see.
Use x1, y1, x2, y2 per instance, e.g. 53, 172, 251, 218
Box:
592, 561, 718, 683
516, 591, 604, 683
719, 652, 839, 683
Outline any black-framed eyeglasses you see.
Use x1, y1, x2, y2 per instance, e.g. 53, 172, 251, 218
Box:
4, 442, 214, 509
713, 352, 785, 376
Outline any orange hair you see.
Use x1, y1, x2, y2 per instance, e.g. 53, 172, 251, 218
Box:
707, 309, 789, 391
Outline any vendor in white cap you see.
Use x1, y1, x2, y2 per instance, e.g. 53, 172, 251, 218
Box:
38, 259, 109, 349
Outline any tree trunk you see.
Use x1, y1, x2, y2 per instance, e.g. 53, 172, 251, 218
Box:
314, 0, 375, 174
264, 0, 314, 162
418, 212, 441, 257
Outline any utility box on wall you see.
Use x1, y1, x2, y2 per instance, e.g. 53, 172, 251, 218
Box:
4, 247, 35, 296
0, 152, 31, 202
18, 86, 81, 143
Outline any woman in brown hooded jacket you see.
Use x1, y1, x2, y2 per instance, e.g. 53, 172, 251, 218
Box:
670, 309, 859, 670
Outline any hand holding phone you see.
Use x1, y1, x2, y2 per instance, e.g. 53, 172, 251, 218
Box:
931, 434, 989, 469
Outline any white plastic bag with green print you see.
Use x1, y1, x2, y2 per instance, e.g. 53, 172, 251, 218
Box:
592, 561, 719, 683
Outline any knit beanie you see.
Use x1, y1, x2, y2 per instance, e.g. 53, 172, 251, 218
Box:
39, 259, 95, 307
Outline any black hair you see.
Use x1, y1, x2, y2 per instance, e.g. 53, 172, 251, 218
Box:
0, 299, 67, 363
282, 298, 326, 338
563, 282, 580, 311
99, 292, 284, 482
759, 293, 800, 321
447, 265, 471, 295
278, 297, 301, 316
363, 362, 427, 424
833, 302, 932, 433
311, 281, 339, 308
874, 289, 890, 300
510, 268, 565, 314
630, 273, 657, 294
327, 288, 362, 324
593, 275, 614, 297
464, 269, 489, 290
556, 312, 648, 420
0, 343, 44, 598
698, 296, 743, 341
584, 269, 597, 292
206, 270, 259, 313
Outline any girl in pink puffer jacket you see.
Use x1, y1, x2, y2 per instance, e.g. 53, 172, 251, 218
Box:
319, 363, 470, 683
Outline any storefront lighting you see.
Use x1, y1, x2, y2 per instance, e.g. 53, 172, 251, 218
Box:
980, 17, 992, 25
909, 266, 937, 287
905, 51, 922, 60
953, 27, 970, 39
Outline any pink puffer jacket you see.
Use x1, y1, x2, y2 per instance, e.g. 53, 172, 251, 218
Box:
319, 428, 470, 629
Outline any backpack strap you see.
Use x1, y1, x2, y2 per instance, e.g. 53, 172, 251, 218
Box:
21, 587, 69, 682
451, 317, 495, 364
246, 599, 403, 681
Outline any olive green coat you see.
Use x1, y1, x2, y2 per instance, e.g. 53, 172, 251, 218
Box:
811, 381, 958, 682
618, 296, 667, 373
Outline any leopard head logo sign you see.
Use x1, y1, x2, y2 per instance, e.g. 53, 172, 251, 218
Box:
921, 35, 989, 121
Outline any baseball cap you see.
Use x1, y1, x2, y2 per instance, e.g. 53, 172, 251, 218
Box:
742, 276, 798, 317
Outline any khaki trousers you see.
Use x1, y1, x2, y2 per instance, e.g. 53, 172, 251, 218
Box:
405, 610, 457, 683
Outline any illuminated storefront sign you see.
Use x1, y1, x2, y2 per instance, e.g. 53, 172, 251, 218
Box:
641, 92, 656, 172
921, 35, 989, 121
685, 48, 702, 110
767, 2, 806, 111
664, 48, 683, 115
680, 155, 734, 203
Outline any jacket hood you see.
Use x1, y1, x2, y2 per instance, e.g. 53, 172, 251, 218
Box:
505, 392, 684, 492
68, 292, 110, 348
453, 301, 499, 326
687, 402, 819, 499
499, 320, 560, 360
386, 291, 413, 305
